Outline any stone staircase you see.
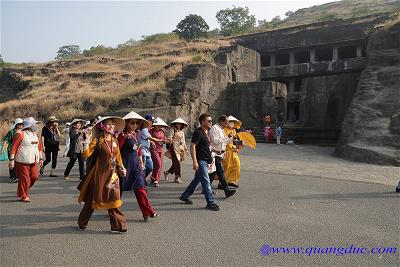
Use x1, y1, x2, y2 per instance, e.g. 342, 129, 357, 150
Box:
251, 125, 339, 145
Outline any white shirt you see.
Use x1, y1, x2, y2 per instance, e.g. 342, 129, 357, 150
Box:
209, 123, 232, 158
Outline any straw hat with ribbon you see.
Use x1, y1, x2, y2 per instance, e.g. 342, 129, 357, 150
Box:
123, 111, 151, 128
227, 115, 242, 129
23, 117, 40, 130
10, 118, 23, 130
152, 117, 168, 127
46, 115, 59, 124
170, 117, 188, 129
93, 116, 125, 136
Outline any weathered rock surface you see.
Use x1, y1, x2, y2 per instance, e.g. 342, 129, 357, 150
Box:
334, 22, 400, 166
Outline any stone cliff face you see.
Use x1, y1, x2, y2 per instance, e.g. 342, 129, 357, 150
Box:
133, 45, 261, 133
334, 22, 400, 166
301, 73, 359, 129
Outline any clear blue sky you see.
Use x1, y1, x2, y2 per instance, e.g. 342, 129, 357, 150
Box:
1, 0, 333, 63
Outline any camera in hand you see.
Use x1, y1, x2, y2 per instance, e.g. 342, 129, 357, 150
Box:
233, 140, 243, 146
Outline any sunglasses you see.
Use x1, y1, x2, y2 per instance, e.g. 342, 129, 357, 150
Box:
207, 120, 213, 123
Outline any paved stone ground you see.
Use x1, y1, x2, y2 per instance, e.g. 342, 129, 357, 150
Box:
1, 144, 399, 266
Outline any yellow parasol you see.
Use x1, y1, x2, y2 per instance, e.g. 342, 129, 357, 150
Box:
237, 132, 257, 149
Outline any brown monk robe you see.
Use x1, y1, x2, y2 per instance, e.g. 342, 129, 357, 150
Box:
78, 134, 127, 232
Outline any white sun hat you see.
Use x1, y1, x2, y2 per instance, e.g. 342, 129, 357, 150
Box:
123, 111, 150, 128
170, 117, 188, 129
10, 118, 23, 130
23, 117, 40, 130
152, 117, 168, 127
227, 115, 242, 129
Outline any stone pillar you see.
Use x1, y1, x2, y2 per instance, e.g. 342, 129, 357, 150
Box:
310, 49, 315, 63
288, 80, 295, 94
356, 46, 363, 57
332, 47, 338, 61
270, 54, 276, 66
290, 52, 295, 65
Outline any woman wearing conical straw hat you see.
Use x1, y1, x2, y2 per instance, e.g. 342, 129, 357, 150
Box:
40, 115, 61, 177
149, 117, 168, 187
78, 116, 128, 233
222, 116, 242, 188
119, 111, 158, 222
1, 118, 24, 183
9, 117, 44, 202
64, 118, 87, 180
164, 117, 189, 184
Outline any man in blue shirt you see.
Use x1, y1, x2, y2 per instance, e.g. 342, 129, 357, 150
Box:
140, 114, 155, 179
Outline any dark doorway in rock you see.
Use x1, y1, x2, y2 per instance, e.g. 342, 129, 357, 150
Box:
295, 51, 310, 63
231, 68, 237, 82
276, 54, 290, 65
261, 54, 271, 66
287, 102, 300, 123
315, 47, 333, 61
294, 79, 302, 92
338, 46, 357, 59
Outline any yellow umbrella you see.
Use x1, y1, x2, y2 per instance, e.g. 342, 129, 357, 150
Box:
237, 132, 256, 149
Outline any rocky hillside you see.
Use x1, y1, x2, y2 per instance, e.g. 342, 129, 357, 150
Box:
335, 20, 400, 166
0, 39, 230, 130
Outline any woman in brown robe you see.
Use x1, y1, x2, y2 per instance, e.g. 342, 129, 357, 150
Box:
77, 116, 128, 233
164, 118, 189, 184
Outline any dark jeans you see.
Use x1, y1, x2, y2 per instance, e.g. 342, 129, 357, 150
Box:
43, 150, 58, 169
142, 155, 153, 179
181, 160, 216, 205
210, 156, 229, 192
64, 153, 85, 180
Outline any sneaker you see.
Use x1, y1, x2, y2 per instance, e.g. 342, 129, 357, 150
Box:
154, 181, 159, 187
11, 178, 18, 183
206, 203, 220, 211
150, 213, 159, 218
174, 177, 182, 184
179, 196, 193, 204
110, 229, 128, 234
50, 173, 59, 177
225, 189, 237, 198
228, 183, 239, 188
78, 225, 86, 231
64, 176, 70, 180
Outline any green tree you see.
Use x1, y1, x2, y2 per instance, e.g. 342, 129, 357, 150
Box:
271, 16, 282, 25
216, 6, 256, 36
0, 54, 3, 63
173, 14, 209, 41
56, 45, 81, 59
285, 11, 294, 18
82, 45, 112, 57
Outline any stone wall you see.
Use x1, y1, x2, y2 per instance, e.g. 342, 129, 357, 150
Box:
236, 13, 391, 53
300, 73, 360, 128
334, 21, 400, 166
137, 44, 261, 133
211, 81, 287, 128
